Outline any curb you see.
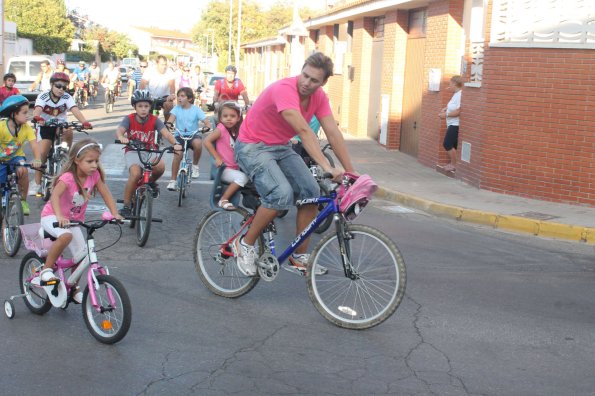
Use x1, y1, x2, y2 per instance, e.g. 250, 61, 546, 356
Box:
375, 187, 595, 244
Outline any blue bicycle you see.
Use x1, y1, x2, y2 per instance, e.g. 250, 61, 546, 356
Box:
193, 173, 406, 329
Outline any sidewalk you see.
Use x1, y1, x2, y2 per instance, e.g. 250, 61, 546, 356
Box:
342, 135, 595, 244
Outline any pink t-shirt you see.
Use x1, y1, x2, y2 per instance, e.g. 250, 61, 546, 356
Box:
238, 76, 332, 145
41, 170, 101, 222
215, 123, 239, 170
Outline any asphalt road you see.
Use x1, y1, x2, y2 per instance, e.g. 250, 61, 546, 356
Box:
1, 89, 594, 395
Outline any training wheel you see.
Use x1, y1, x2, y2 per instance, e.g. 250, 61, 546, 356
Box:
4, 300, 15, 319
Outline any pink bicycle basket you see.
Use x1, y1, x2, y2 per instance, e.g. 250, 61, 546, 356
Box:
20, 223, 53, 257
338, 173, 378, 221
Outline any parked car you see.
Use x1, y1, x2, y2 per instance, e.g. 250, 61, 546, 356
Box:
200, 73, 224, 111
119, 66, 130, 83
5, 56, 55, 102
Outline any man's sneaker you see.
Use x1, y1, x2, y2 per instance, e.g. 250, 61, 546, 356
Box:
148, 182, 160, 198
192, 164, 200, 179
167, 180, 177, 191
28, 182, 41, 196
21, 200, 30, 216
119, 205, 132, 218
285, 253, 328, 276
231, 236, 258, 276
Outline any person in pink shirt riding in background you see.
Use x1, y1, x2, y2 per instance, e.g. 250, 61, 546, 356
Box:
203, 101, 249, 210
38, 139, 122, 303
232, 52, 356, 277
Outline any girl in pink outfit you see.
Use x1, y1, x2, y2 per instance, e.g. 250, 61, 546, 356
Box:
204, 101, 249, 210
39, 139, 122, 302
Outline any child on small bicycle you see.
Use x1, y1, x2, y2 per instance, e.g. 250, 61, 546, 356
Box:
116, 89, 180, 217
30, 72, 93, 196
203, 101, 248, 210
38, 139, 122, 303
166, 87, 211, 191
0, 95, 42, 215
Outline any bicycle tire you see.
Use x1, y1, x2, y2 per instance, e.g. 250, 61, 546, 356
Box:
19, 252, 52, 315
177, 170, 186, 207
41, 156, 56, 202
82, 274, 131, 344
128, 195, 136, 229
314, 183, 333, 235
307, 224, 406, 329
136, 189, 152, 247
193, 208, 261, 298
2, 194, 23, 256
324, 151, 335, 168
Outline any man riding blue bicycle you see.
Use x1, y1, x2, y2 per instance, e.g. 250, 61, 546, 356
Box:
233, 52, 356, 277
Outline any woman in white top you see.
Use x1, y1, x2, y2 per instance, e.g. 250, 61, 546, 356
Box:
439, 75, 463, 172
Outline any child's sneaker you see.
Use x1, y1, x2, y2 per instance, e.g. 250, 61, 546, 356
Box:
119, 205, 132, 218
167, 180, 177, 191
72, 287, 83, 304
285, 253, 328, 276
28, 182, 41, 196
192, 164, 200, 178
21, 200, 30, 216
40, 268, 58, 283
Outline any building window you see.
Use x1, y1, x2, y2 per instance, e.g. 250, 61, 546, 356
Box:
491, 0, 595, 48
313, 29, 320, 45
463, 0, 486, 86
373, 17, 385, 39
408, 9, 427, 38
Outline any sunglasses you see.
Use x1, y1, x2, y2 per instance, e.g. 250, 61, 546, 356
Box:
140, 65, 147, 68
184, 69, 190, 72
53, 83, 68, 90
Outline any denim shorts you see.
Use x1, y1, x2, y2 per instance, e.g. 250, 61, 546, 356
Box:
0, 156, 26, 184
235, 141, 320, 210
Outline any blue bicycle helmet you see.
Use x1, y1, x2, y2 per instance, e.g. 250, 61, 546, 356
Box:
0, 95, 29, 117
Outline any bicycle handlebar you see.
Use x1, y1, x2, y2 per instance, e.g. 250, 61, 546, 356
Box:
33, 120, 90, 134
114, 139, 175, 167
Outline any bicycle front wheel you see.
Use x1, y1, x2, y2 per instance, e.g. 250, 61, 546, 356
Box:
19, 252, 51, 315
82, 274, 131, 344
136, 190, 152, 247
177, 170, 187, 207
307, 224, 406, 329
2, 194, 23, 256
193, 208, 261, 298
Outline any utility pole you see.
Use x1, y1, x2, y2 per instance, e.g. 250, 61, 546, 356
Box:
235, 0, 242, 67
228, 0, 233, 65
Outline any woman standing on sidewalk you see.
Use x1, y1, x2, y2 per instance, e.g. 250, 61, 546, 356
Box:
439, 75, 463, 172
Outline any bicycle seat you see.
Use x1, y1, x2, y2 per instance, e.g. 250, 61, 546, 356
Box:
42, 229, 57, 242
209, 164, 241, 210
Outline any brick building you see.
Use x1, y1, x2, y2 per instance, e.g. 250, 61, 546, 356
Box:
242, 0, 595, 207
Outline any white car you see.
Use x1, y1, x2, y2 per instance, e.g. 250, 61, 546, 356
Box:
200, 73, 224, 111
5, 55, 55, 102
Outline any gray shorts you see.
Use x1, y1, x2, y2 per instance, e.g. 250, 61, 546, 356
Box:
235, 141, 319, 210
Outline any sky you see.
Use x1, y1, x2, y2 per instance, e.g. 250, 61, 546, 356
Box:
65, 0, 311, 33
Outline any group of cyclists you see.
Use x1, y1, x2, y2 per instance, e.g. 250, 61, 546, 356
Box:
1, 51, 355, 278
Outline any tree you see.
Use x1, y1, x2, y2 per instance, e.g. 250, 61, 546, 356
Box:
84, 26, 138, 61
191, 0, 317, 70
5, 0, 75, 54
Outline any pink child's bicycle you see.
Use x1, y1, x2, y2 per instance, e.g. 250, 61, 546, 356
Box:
4, 212, 131, 344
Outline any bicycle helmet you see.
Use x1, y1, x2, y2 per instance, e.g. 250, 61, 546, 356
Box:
0, 95, 29, 117
50, 72, 70, 84
3, 73, 16, 82
225, 65, 237, 74
131, 89, 154, 106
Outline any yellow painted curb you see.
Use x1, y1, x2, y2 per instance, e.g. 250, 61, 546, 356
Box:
374, 187, 595, 244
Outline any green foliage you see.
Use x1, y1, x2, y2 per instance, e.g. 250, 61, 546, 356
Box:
191, 0, 317, 71
84, 26, 138, 62
5, 0, 76, 54
65, 51, 96, 63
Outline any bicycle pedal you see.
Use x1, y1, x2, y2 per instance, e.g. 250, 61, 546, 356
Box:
40, 279, 60, 287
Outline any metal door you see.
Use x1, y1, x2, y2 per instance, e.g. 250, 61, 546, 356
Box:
400, 37, 426, 156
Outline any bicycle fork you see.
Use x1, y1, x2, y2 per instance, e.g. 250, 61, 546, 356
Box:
335, 216, 358, 280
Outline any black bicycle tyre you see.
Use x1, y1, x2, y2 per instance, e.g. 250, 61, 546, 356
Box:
193, 208, 261, 298
323, 150, 335, 168
41, 157, 56, 202
136, 189, 152, 247
314, 183, 333, 235
3, 193, 23, 256
307, 224, 406, 330
82, 274, 131, 344
19, 252, 52, 315
178, 170, 186, 207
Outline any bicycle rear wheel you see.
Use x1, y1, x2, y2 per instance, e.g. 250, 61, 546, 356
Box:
136, 189, 152, 247
105, 92, 113, 113
19, 252, 51, 315
307, 224, 406, 329
2, 194, 23, 256
193, 208, 261, 298
82, 274, 131, 344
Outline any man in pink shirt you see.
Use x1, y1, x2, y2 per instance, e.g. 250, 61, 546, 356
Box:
233, 52, 355, 277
